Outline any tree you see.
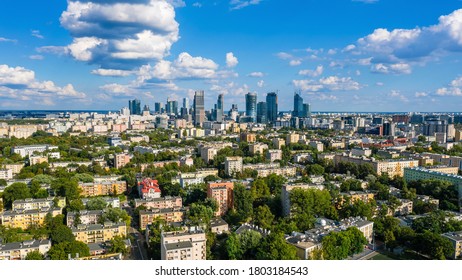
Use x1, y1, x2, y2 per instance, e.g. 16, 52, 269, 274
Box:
51, 225, 75, 244
251, 178, 270, 199
73, 173, 94, 183
266, 174, 287, 194
48, 241, 90, 260
225, 233, 242, 260
253, 205, 275, 230
108, 236, 129, 255
2, 182, 32, 209
340, 179, 363, 192
233, 183, 254, 222
86, 197, 108, 210
322, 231, 351, 260
256, 232, 298, 260
186, 203, 214, 227
239, 230, 262, 259
25, 251, 44, 260
305, 164, 325, 176
412, 231, 454, 260
100, 208, 131, 226
67, 199, 85, 212
344, 227, 367, 255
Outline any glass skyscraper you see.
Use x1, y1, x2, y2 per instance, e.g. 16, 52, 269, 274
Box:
245, 92, 257, 123
266, 92, 278, 123
293, 92, 303, 117
128, 99, 141, 115
216, 94, 224, 122
257, 101, 267, 123
193, 90, 205, 126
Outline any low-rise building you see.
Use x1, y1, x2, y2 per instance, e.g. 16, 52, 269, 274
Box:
442, 231, 462, 259
249, 143, 268, 155
12, 197, 66, 211
0, 239, 51, 260
72, 222, 127, 244
266, 149, 282, 162
286, 217, 374, 260
137, 178, 161, 199
0, 169, 13, 180
78, 181, 127, 197
0, 207, 62, 229
161, 228, 207, 260
210, 217, 229, 234
67, 210, 105, 226
139, 208, 185, 229
134, 196, 182, 209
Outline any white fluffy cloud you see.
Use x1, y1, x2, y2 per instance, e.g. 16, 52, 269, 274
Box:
350, 9, 462, 72
0, 64, 86, 106
226, 52, 239, 68
141, 52, 219, 81
248, 72, 264, 78
371, 63, 412, 74
389, 90, 409, 102
43, 0, 179, 69
257, 80, 264, 88
293, 76, 361, 92
289, 59, 302, 66
299, 65, 324, 77
436, 77, 462, 96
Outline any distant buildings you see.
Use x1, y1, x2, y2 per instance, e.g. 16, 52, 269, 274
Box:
441, 231, 462, 259
72, 222, 127, 244
11, 144, 59, 158
129, 99, 141, 115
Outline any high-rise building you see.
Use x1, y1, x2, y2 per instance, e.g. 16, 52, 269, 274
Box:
128, 99, 141, 115
120, 107, 130, 116
293, 92, 303, 117
303, 103, 311, 118
383, 122, 395, 136
228, 104, 238, 121
266, 92, 278, 123
193, 90, 205, 127
245, 92, 257, 122
257, 101, 267, 123
166, 99, 178, 115
154, 102, 163, 114
216, 94, 224, 122
183, 98, 189, 110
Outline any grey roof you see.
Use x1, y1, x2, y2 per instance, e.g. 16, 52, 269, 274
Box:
1, 207, 62, 216
0, 239, 51, 251
164, 241, 193, 251
210, 217, 228, 227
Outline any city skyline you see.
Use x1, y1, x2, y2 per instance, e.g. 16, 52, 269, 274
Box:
1, 1, 462, 112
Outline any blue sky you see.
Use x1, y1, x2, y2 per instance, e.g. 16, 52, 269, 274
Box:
1, 0, 462, 112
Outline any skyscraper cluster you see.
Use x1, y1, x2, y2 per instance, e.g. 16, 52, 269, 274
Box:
126, 90, 312, 128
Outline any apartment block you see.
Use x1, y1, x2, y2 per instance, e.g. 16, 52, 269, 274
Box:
114, 153, 130, 169
0, 240, 51, 260
266, 149, 282, 162
334, 154, 419, 177
72, 222, 127, 244
0, 207, 62, 230
207, 181, 234, 216
225, 157, 243, 176
67, 210, 104, 226
78, 181, 127, 197
249, 143, 268, 155
442, 231, 462, 259
134, 196, 183, 209
12, 197, 66, 211
11, 144, 59, 158
139, 208, 186, 229
161, 229, 206, 260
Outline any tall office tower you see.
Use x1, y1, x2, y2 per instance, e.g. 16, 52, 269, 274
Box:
128, 99, 141, 115
154, 102, 163, 114
266, 92, 278, 123
166, 99, 178, 115
257, 101, 267, 123
143, 105, 150, 112
302, 103, 311, 118
183, 98, 189, 110
383, 122, 395, 136
193, 90, 205, 127
410, 113, 424, 124
216, 94, 224, 122
293, 92, 303, 117
245, 92, 257, 122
